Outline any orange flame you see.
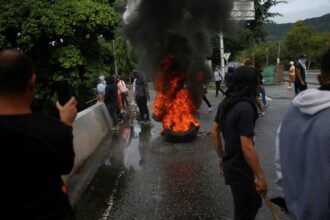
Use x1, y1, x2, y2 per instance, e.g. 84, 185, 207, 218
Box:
153, 55, 200, 133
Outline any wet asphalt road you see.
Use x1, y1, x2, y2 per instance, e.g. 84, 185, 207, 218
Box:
74, 83, 318, 220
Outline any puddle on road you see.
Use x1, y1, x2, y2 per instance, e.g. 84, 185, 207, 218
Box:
74, 111, 158, 220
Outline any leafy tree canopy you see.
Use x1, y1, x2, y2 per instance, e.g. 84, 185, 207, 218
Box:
284, 21, 330, 68
0, 0, 136, 111
237, 21, 330, 69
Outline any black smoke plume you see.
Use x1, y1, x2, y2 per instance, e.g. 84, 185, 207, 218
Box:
123, 0, 233, 104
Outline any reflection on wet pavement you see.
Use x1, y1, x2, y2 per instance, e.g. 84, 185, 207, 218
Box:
74, 104, 234, 220
74, 110, 159, 220
75, 87, 291, 220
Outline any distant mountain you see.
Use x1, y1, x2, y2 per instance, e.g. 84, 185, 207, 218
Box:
265, 13, 330, 41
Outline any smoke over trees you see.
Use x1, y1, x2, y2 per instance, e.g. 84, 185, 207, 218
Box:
123, 0, 233, 81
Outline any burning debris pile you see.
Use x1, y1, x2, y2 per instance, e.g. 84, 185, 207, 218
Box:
153, 54, 200, 142
123, 0, 233, 142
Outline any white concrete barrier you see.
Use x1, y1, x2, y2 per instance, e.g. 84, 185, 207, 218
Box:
65, 102, 113, 178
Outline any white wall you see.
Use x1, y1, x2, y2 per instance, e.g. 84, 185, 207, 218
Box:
64, 102, 113, 179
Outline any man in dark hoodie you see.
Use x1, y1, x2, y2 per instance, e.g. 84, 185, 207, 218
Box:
133, 71, 150, 124
104, 75, 121, 130
211, 66, 268, 220
294, 53, 308, 95
275, 49, 330, 219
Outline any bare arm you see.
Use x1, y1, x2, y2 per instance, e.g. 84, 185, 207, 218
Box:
240, 136, 268, 195
211, 122, 224, 175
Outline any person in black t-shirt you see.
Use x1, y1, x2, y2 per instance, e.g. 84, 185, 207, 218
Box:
0, 49, 77, 219
294, 53, 308, 95
211, 66, 268, 220
104, 75, 121, 130
133, 71, 150, 124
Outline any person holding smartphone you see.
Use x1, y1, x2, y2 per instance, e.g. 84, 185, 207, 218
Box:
0, 49, 77, 219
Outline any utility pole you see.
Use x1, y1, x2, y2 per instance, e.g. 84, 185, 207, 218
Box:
277, 41, 281, 66
219, 30, 225, 75
266, 47, 269, 66
230, 0, 255, 65
112, 40, 118, 76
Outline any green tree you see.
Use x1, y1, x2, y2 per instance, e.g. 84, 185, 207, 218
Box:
237, 41, 279, 67
113, 36, 137, 79
0, 0, 133, 111
284, 21, 330, 68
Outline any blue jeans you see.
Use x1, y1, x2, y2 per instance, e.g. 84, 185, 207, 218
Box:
259, 86, 266, 105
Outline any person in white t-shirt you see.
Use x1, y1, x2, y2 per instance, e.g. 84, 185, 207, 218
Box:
96, 75, 106, 101
214, 65, 225, 97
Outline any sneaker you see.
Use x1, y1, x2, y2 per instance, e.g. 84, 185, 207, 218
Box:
287, 86, 292, 89
208, 106, 214, 112
264, 103, 269, 107
259, 111, 266, 116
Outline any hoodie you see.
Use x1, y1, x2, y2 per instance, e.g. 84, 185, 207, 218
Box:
292, 89, 330, 115
275, 88, 330, 220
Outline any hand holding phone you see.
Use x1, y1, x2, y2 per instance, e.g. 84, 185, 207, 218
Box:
53, 79, 72, 106
56, 97, 77, 126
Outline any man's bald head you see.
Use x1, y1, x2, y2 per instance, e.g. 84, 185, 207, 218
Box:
0, 49, 35, 94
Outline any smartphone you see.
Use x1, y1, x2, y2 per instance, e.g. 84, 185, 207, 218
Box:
53, 79, 72, 106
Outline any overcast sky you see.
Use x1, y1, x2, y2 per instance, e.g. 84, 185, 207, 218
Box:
269, 0, 330, 23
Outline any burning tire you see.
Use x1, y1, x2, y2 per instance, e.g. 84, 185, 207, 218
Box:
162, 125, 199, 143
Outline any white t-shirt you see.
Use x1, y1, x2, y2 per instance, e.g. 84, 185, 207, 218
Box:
97, 83, 106, 96
214, 69, 223, 81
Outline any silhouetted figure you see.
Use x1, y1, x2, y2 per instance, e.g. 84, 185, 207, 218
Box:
294, 53, 308, 95
0, 49, 77, 219
276, 49, 330, 219
133, 71, 150, 124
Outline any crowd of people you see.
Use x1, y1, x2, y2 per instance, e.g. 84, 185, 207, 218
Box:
1, 47, 330, 219
96, 70, 151, 130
